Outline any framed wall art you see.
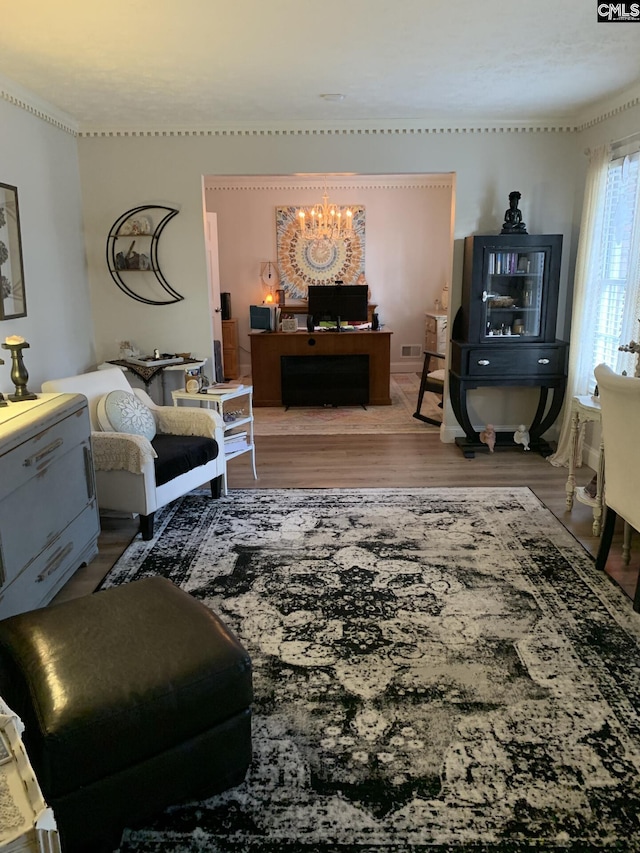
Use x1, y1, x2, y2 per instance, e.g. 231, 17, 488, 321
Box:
0, 183, 26, 320
276, 205, 365, 301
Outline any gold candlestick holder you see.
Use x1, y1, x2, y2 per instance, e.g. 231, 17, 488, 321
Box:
1, 340, 37, 401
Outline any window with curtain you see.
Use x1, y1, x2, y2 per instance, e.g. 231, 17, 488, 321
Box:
590, 150, 640, 389
548, 141, 640, 467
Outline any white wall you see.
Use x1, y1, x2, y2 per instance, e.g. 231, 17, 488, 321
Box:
0, 98, 94, 394
204, 174, 454, 375
77, 129, 578, 434
3, 82, 636, 442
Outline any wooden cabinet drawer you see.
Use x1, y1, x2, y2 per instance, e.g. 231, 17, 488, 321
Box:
0, 408, 89, 502
0, 435, 95, 588
0, 504, 98, 617
464, 345, 565, 377
0, 395, 99, 618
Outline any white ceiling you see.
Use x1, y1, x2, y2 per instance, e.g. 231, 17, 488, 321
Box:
1, 0, 640, 133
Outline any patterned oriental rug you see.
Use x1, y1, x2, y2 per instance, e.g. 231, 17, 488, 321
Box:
104, 488, 640, 853
252, 373, 441, 435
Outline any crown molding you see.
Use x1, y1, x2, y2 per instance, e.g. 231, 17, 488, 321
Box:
574, 82, 640, 131
1, 68, 637, 140
0, 73, 78, 135
78, 119, 579, 139
203, 174, 455, 192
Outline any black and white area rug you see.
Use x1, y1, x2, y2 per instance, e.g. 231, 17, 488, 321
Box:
105, 488, 640, 852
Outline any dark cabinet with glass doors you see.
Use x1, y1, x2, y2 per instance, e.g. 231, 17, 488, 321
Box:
450, 234, 568, 458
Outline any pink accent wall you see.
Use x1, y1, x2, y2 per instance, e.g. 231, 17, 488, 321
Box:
204, 175, 454, 373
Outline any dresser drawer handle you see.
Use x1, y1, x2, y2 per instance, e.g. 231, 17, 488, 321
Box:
36, 542, 73, 582
537, 358, 550, 365
84, 446, 95, 500
477, 359, 491, 366
22, 437, 63, 467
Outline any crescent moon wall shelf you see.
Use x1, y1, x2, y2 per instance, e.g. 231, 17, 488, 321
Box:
106, 204, 184, 305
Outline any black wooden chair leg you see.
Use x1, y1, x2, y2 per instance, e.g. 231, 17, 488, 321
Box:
140, 512, 155, 541
211, 475, 223, 499
633, 575, 640, 613
595, 506, 617, 571
413, 350, 444, 427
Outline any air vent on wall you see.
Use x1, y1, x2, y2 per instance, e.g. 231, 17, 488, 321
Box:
401, 345, 422, 358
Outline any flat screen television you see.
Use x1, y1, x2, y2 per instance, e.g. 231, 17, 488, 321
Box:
307, 285, 368, 330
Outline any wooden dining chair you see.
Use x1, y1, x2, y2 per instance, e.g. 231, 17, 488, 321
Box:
413, 349, 445, 426
593, 363, 640, 611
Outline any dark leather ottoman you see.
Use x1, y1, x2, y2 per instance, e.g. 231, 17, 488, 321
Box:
0, 576, 253, 853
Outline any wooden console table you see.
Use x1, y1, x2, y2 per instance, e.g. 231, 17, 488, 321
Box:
249, 330, 392, 407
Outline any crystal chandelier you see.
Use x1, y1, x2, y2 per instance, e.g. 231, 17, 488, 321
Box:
297, 188, 353, 242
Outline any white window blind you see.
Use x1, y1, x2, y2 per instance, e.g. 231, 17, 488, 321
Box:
590, 151, 640, 387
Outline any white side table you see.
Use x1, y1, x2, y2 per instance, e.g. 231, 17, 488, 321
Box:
566, 394, 632, 562
566, 395, 604, 535
100, 359, 206, 405
172, 384, 257, 495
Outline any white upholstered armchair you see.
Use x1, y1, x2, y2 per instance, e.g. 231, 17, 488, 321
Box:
594, 363, 640, 611
42, 368, 226, 540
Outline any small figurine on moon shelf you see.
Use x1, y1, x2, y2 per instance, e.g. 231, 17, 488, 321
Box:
513, 424, 531, 451
479, 424, 496, 453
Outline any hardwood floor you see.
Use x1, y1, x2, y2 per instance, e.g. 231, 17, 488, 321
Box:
53, 433, 637, 605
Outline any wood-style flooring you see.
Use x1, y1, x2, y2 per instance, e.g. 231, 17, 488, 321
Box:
53, 433, 637, 606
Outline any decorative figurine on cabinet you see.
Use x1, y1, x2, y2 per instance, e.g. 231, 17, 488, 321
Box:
479, 424, 496, 452
500, 191, 528, 235
513, 424, 531, 451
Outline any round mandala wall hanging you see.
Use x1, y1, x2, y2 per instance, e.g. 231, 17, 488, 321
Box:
276, 206, 365, 300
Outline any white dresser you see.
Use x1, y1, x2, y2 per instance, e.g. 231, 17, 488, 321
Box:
0, 394, 100, 619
